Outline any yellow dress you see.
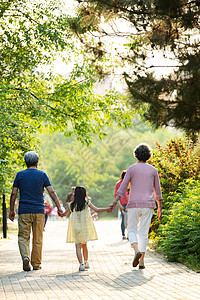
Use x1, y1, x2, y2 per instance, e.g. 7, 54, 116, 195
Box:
66, 201, 98, 244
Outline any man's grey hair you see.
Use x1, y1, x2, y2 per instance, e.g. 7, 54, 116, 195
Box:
24, 151, 39, 168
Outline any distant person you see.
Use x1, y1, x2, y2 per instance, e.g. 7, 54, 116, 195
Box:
9, 151, 63, 272
44, 193, 53, 230
44, 202, 52, 229
66, 187, 75, 204
51, 206, 58, 220
44, 202, 52, 231
114, 170, 129, 240
111, 143, 162, 269
51, 201, 64, 220
60, 186, 112, 271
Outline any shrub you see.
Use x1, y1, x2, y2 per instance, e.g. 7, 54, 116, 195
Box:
158, 179, 200, 271
149, 138, 200, 209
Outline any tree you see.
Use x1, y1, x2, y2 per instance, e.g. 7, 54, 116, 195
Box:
0, 0, 72, 194
71, 0, 200, 139
0, 0, 135, 196
40, 121, 185, 212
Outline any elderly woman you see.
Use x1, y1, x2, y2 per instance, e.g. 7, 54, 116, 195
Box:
112, 143, 162, 269
9, 151, 63, 271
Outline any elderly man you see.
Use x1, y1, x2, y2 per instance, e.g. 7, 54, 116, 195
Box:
9, 151, 63, 272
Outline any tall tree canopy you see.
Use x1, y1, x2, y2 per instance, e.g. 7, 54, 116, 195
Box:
72, 0, 200, 139
0, 0, 135, 194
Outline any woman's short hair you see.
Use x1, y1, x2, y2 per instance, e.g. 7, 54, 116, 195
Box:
24, 151, 39, 168
134, 143, 152, 162
120, 170, 127, 180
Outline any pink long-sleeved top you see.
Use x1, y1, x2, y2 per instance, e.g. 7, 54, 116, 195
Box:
114, 180, 129, 205
116, 162, 162, 209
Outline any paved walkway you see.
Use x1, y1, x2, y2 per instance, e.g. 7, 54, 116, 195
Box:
0, 219, 200, 300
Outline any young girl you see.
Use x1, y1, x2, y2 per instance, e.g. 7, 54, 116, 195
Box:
61, 186, 112, 271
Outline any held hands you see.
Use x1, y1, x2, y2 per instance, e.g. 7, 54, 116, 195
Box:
106, 202, 116, 213
58, 212, 65, 217
106, 205, 114, 213
58, 207, 70, 218
57, 208, 64, 217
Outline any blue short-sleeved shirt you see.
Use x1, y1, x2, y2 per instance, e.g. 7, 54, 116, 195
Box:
13, 169, 51, 214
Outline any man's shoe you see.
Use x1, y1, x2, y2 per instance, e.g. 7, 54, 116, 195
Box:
23, 257, 31, 271
33, 266, 42, 270
132, 250, 142, 267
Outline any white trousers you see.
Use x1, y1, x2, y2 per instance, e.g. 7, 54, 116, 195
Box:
128, 208, 154, 252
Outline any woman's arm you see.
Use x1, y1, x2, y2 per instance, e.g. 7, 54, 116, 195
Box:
156, 199, 162, 219
154, 170, 162, 219
110, 194, 121, 210
154, 171, 162, 200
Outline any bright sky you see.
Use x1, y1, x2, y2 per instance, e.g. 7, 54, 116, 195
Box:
53, 0, 177, 90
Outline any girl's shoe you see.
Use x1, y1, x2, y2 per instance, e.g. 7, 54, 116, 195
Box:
79, 263, 85, 271
85, 261, 90, 269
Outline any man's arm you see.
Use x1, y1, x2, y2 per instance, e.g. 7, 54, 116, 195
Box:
9, 187, 18, 221
45, 186, 63, 215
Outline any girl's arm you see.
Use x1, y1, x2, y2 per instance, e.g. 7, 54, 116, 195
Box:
89, 202, 112, 213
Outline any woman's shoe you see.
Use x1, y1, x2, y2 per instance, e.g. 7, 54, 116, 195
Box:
139, 262, 145, 269
132, 251, 142, 267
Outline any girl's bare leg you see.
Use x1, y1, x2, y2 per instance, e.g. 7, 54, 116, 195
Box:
75, 243, 83, 264
81, 243, 88, 262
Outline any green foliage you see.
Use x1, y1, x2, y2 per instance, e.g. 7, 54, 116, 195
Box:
44, 65, 135, 145
40, 121, 185, 213
0, 0, 135, 203
0, 0, 71, 82
74, 0, 200, 138
158, 179, 200, 271
0, 0, 72, 197
149, 138, 200, 208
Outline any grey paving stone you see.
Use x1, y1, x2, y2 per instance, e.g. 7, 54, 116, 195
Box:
0, 220, 200, 300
